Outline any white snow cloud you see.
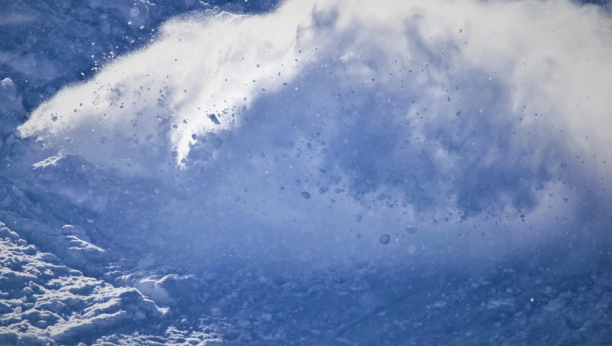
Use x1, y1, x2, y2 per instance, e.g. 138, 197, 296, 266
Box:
17, 0, 612, 270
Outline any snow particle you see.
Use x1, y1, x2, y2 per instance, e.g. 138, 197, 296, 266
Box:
379, 234, 390, 245
407, 244, 417, 254
208, 114, 221, 124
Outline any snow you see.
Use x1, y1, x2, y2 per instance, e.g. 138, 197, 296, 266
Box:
0, 222, 164, 345
1, 0, 612, 344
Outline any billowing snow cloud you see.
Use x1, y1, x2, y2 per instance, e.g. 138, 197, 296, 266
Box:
17, 0, 612, 270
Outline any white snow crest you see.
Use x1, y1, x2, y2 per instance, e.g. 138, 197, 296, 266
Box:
18, 1, 612, 170
19, 0, 612, 179
18, 3, 319, 175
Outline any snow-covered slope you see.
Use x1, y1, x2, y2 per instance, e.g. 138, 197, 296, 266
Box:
1, 0, 612, 345
0, 222, 165, 345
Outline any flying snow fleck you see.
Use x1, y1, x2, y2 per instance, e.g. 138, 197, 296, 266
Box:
379, 234, 390, 245
406, 227, 418, 234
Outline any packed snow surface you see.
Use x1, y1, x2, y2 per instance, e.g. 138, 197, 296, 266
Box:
1, 0, 612, 344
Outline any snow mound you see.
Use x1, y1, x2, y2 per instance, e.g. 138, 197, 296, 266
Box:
0, 222, 164, 346
0, 212, 114, 277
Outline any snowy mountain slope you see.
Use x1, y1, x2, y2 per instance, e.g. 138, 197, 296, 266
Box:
1, 0, 612, 345
0, 222, 166, 346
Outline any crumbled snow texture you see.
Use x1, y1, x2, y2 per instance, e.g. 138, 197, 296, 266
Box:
1, 0, 612, 345
90, 263, 612, 345
5, 210, 611, 345
91, 325, 224, 346
0, 222, 164, 345
0, 211, 115, 278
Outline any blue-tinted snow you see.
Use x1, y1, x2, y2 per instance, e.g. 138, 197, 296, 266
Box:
1, 0, 612, 345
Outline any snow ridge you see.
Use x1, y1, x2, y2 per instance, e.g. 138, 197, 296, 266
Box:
0, 222, 164, 346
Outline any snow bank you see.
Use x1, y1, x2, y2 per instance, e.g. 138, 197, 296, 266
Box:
0, 222, 164, 346
16, 0, 612, 270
